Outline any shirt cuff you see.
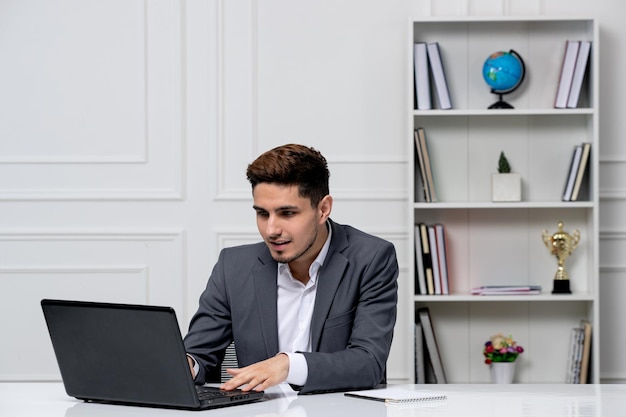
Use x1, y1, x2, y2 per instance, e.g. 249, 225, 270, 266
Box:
186, 354, 200, 380
284, 352, 308, 386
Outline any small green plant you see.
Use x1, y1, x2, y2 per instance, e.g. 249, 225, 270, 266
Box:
497, 151, 512, 173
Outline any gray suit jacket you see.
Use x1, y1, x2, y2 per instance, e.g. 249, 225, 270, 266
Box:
183, 219, 398, 394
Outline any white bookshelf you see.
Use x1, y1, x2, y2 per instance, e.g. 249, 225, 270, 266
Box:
407, 17, 599, 383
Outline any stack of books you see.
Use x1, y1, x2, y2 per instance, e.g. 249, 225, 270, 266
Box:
554, 40, 592, 109
562, 142, 591, 201
415, 307, 447, 384
470, 285, 542, 296
566, 320, 592, 384
413, 42, 452, 110
414, 127, 437, 202
414, 223, 449, 295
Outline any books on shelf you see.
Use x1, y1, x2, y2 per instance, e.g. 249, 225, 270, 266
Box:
414, 127, 437, 202
418, 223, 435, 295
562, 145, 583, 201
562, 142, 591, 201
554, 40, 580, 108
566, 319, 592, 384
567, 41, 592, 108
415, 222, 450, 295
426, 42, 452, 110
565, 319, 592, 384
413, 42, 452, 110
413, 42, 431, 110
414, 319, 426, 383
470, 285, 542, 296
428, 225, 442, 295
434, 224, 449, 295
414, 129, 429, 202
565, 326, 583, 383
414, 226, 428, 296
579, 320, 593, 384
571, 142, 591, 201
555, 40, 592, 109
417, 307, 447, 383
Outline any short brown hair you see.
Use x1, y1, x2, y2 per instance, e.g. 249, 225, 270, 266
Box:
246, 144, 330, 207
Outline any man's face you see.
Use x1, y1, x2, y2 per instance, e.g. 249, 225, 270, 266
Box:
252, 183, 330, 267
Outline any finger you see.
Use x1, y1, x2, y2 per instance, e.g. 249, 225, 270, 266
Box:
225, 368, 241, 376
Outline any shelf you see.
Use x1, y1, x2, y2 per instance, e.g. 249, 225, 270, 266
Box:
413, 201, 594, 209
413, 108, 594, 117
414, 292, 595, 302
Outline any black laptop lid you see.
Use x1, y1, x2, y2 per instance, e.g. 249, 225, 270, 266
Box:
41, 299, 201, 409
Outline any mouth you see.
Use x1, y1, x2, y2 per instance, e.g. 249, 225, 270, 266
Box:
268, 239, 290, 251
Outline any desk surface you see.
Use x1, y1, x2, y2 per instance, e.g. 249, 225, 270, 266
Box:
1, 383, 625, 417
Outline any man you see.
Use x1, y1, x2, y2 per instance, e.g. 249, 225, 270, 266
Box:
184, 144, 398, 394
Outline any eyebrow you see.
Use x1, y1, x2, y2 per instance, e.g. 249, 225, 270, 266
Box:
252, 205, 300, 212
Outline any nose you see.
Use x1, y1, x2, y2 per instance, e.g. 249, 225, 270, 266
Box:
264, 214, 282, 238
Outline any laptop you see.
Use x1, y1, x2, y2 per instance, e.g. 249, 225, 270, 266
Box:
41, 299, 264, 410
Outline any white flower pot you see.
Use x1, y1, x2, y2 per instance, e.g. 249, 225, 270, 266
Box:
490, 361, 516, 384
491, 173, 521, 202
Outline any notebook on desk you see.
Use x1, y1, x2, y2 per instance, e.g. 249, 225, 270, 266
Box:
41, 299, 264, 410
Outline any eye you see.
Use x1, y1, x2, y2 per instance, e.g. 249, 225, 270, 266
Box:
255, 209, 269, 218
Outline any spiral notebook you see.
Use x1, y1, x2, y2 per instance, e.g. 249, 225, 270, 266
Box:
344, 388, 447, 404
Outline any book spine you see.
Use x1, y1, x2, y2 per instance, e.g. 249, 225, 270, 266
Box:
414, 43, 432, 110
570, 142, 591, 201
567, 41, 592, 108
428, 225, 442, 295
563, 145, 583, 201
426, 42, 452, 110
414, 320, 425, 383
414, 225, 427, 295
418, 307, 447, 383
414, 130, 430, 202
419, 223, 435, 295
416, 127, 437, 202
554, 40, 580, 109
435, 224, 449, 295
579, 320, 592, 384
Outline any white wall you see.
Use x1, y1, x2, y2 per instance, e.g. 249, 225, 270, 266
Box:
1, 0, 625, 383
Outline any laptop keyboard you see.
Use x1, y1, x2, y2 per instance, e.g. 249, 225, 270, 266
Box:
196, 386, 229, 400
195, 386, 253, 402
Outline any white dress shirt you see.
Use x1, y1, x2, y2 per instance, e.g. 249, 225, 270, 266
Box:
278, 223, 332, 386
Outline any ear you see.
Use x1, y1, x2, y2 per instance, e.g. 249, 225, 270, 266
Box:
318, 195, 333, 223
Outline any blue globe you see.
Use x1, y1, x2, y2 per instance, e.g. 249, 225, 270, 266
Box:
482, 50, 525, 93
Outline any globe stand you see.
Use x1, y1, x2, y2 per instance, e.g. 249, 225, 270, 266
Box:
488, 92, 514, 109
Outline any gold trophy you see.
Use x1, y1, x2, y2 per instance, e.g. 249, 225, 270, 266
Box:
542, 221, 580, 294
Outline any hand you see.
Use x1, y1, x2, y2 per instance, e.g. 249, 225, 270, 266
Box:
220, 353, 289, 392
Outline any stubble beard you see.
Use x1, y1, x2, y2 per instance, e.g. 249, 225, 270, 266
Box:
270, 228, 318, 265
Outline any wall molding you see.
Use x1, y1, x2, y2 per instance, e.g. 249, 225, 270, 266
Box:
215, 156, 407, 201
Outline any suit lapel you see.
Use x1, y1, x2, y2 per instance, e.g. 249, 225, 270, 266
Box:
310, 221, 349, 350
252, 253, 280, 356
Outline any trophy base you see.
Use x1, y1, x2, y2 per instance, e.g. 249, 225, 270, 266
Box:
552, 279, 572, 294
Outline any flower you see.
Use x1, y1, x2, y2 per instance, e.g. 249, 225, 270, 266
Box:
483, 333, 524, 364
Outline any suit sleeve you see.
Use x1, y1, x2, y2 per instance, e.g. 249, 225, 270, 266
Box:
299, 240, 398, 394
183, 250, 233, 384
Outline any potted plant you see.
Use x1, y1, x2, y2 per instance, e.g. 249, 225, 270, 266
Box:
491, 151, 521, 201
483, 333, 524, 383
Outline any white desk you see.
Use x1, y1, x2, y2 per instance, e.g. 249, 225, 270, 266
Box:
1, 383, 625, 417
